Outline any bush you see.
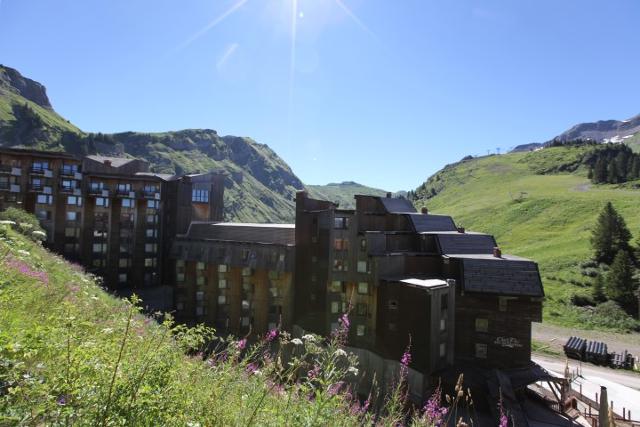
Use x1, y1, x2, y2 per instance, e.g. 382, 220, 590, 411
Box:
571, 294, 595, 307
581, 301, 640, 332
0, 207, 45, 242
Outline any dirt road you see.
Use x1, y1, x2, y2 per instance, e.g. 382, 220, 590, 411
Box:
532, 322, 640, 356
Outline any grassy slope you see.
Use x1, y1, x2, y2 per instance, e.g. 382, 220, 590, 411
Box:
0, 227, 377, 426
307, 182, 388, 209
415, 146, 640, 329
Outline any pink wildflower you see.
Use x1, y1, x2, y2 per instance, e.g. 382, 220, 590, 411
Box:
265, 328, 279, 343
423, 386, 448, 426
237, 338, 247, 350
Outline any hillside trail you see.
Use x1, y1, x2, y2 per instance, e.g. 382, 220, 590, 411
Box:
533, 322, 640, 356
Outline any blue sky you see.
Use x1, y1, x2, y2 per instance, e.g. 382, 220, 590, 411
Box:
1, 0, 639, 191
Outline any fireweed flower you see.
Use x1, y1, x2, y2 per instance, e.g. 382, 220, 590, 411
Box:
423, 386, 448, 425
236, 338, 247, 350
332, 312, 351, 344
328, 381, 344, 396
265, 328, 279, 342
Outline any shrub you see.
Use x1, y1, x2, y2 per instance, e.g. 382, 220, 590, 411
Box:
0, 207, 45, 242
571, 294, 594, 307
581, 301, 640, 332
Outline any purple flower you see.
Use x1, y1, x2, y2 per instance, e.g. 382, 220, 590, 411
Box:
422, 387, 448, 426
5, 256, 49, 286
236, 338, 247, 350
265, 328, 279, 343
56, 394, 69, 405
331, 311, 351, 344
498, 399, 508, 427
245, 362, 258, 375
328, 381, 344, 396
307, 364, 320, 380
400, 345, 412, 368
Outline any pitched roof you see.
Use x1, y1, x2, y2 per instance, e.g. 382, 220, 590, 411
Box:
407, 213, 457, 232
183, 222, 295, 246
379, 197, 417, 213
435, 233, 497, 255
85, 155, 137, 168
457, 256, 543, 297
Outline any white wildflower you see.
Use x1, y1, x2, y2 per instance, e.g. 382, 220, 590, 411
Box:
32, 230, 46, 237
0, 220, 16, 225
334, 349, 347, 357
101, 328, 114, 334
17, 249, 30, 256
291, 338, 303, 346
302, 334, 316, 342
347, 366, 359, 376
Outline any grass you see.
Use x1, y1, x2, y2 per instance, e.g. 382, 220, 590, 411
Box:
415, 147, 640, 331
0, 223, 470, 426
531, 340, 562, 357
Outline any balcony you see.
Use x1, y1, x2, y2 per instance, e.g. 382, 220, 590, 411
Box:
60, 185, 79, 194
88, 187, 110, 197
140, 190, 161, 200
115, 189, 136, 198
0, 165, 12, 174
59, 168, 82, 179
30, 167, 53, 178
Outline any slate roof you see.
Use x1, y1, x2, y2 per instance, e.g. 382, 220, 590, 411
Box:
135, 172, 177, 181
85, 155, 137, 168
379, 197, 417, 213
183, 222, 295, 246
456, 256, 543, 297
407, 213, 457, 232
435, 233, 497, 255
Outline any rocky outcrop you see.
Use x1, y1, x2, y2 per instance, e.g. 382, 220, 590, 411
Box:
0, 65, 52, 109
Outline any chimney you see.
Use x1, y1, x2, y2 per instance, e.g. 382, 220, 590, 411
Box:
103, 160, 112, 167
421, 207, 429, 215
457, 227, 465, 233
386, 192, 392, 198
493, 247, 502, 258
296, 190, 308, 199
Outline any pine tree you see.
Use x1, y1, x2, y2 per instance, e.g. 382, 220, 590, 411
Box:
607, 161, 619, 184
591, 202, 633, 264
592, 273, 606, 303
605, 250, 638, 313
631, 156, 640, 180
593, 158, 607, 183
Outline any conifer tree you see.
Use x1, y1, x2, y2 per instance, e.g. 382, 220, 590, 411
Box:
591, 202, 633, 264
605, 250, 638, 312
593, 158, 607, 183
592, 273, 606, 303
607, 161, 619, 184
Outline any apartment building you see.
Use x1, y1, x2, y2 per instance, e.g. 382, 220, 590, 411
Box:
0, 148, 224, 298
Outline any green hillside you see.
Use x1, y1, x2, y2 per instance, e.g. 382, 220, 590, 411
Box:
0, 221, 404, 425
307, 181, 389, 209
413, 146, 640, 330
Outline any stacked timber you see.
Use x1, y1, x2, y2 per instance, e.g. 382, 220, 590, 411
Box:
610, 350, 634, 370
563, 336, 586, 360
585, 340, 608, 365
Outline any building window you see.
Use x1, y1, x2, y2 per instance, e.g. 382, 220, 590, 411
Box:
439, 343, 446, 358
356, 325, 366, 336
357, 261, 369, 273
333, 259, 348, 271
440, 318, 446, 332
92, 243, 107, 253
36, 194, 53, 205
218, 279, 227, 289
329, 281, 343, 293
147, 200, 159, 209
146, 228, 157, 238
119, 258, 131, 268
96, 197, 109, 207
90, 182, 105, 192
144, 258, 156, 268
66, 211, 78, 221
65, 227, 79, 238
64, 243, 79, 253
196, 291, 204, 301
217, 295, 227, 305
192, 189, 209, 203
61, 163, 78, 175
334, 217, 349, 229
388, 299, 398, 310
176, 302, 184, 311
196, 261, 205, 271
475, 318, 489, 333
334, 239, 349, 251
61, 179, 76, 190
218, 264, 228, 273
441, 294, 448, 310
197, 276, 205, 286
32, 160, 49, 171
475, 343, 488, 359
117, 183, 131, 193
196, 306, 204, 316
146, 214, 158, 224
36, 210, 51, 221
357, 282, 369, 294
122, 198, 135, 208
242, 267, 252, 277
360, 239, 367, 251
67, 196, 82, 206
145, 243, 158, 253
388, 323, 397, 331
356, 303, 368, 316
330, 301, 340, 314
118, 273, 127, 283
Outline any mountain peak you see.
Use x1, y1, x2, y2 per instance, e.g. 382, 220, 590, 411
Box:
0, 65, 52, 109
